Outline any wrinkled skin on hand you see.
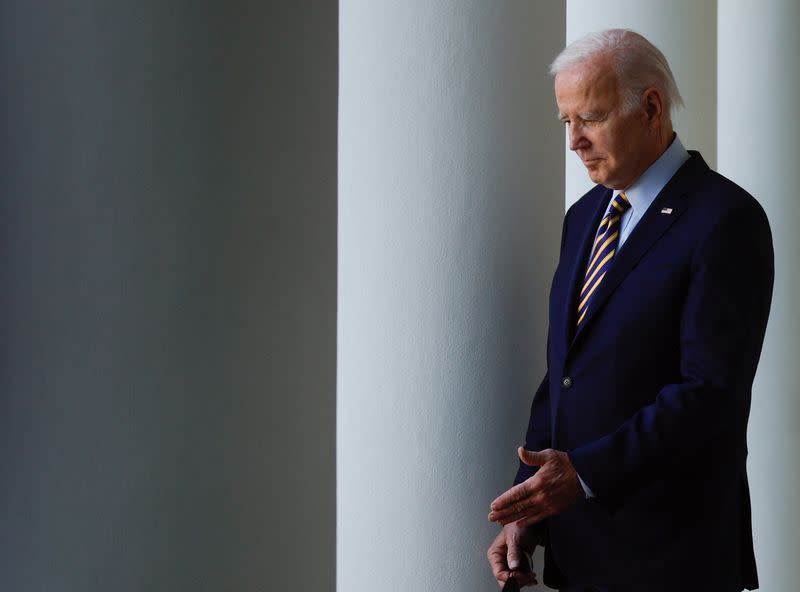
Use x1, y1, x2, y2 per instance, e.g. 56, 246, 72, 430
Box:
488, 447, 583, 528
486, 521, 542, 589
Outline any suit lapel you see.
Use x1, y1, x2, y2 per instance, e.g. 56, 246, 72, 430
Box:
568, 152, 707, 347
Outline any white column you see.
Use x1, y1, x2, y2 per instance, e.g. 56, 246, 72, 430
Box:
564, 0, 717, 206
718, 2, 800, 590
338, 2, 564, 590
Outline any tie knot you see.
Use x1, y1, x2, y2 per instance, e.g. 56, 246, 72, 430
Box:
608, 192, 632, 216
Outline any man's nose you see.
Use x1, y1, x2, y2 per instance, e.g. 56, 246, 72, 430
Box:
568, 124, 589, 151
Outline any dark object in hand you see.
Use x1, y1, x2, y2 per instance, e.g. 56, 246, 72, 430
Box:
503, 552, 533, 591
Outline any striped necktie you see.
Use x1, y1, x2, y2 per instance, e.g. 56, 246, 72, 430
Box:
577, 192, 632, 328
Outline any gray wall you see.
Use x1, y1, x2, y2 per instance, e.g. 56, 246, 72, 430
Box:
0, 2, 337, 590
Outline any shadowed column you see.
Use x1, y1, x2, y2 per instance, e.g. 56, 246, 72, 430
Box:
718, 1, 800, 590
0, 2, 337, 590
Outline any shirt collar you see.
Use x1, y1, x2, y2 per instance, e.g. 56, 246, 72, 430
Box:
613, 134, 690, 215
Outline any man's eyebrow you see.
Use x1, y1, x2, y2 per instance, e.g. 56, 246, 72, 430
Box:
556, 111, 607, 122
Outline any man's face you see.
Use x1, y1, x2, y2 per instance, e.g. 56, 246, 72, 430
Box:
554, 58, 655, 190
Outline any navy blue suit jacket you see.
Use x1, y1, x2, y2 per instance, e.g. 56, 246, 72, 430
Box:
515, 152, 773, 591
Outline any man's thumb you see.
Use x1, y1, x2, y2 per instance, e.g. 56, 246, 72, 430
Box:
507, 535, 521, 570
518, 446, 547, 467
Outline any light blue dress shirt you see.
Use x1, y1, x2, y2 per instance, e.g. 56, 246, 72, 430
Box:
576, 134, 690, 499
613, 134, 691, 249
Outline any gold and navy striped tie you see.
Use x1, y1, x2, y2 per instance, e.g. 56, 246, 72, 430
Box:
576, 192, 632, 328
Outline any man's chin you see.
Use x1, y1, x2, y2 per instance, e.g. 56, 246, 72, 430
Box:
586, 169, 606, 185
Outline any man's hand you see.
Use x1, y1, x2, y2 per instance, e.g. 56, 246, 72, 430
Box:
486, 522, 541, 588
488, 447, 583, 528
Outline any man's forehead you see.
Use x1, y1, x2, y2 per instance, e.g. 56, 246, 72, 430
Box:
556, 57, 615, 88
554, 58, 619, 107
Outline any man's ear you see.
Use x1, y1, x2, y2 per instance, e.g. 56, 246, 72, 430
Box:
643, 88, 664, 127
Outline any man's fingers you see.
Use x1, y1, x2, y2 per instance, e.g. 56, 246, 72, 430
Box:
491, 564, 512, 582
494, 500, 552, 527
498, 512, 531, 526
490, 479, 535, 512
510, 571, 539, 587
494, 570, 513, 589
488, 495, 537, 523
488, 500, 529, 522
508, 535, 538, 587
498, 507, 547, 526
490, 496, 539, 524
490, 482, 525, 510
518, 446, 550, 467
488, 525, 541, 589
498, 575, 538, 589
516, 511, 549, 529
487, 532, 510, 581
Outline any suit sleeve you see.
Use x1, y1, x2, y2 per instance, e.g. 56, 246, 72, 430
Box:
568, 202, 774, 511
513, 206, 573, 485
514, 371, 551, 485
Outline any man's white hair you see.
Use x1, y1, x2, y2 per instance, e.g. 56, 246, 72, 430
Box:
550, 29, 684, 119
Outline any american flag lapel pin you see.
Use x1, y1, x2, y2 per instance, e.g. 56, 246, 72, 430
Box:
660, 207, 673, 214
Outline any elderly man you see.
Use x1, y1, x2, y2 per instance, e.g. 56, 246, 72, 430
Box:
487, 30, 773, 592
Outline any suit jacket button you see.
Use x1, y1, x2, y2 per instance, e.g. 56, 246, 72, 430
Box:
562, 377, 573, 389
